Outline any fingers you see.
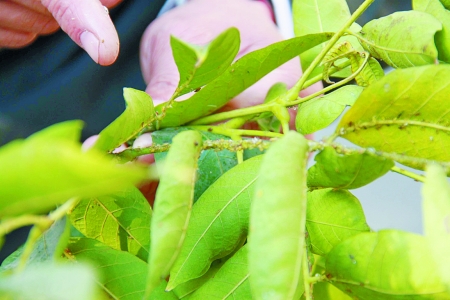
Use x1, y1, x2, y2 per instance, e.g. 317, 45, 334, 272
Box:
0, 27, 37, 48
40, 0, 119, 65
99, 0, 123, 9
140, 25, 181, 105
0, 1, 59, 35
140, 0, 295, 108
7, 0, 53, 16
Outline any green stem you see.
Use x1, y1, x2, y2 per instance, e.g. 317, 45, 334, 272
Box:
189, 103, 273, 125
391, 166, 426, 182
221, 116, 252, 129
0, 215, 48, 237
303, 248, 312, 300
16, 226, 44, 273
114, 143, 171, 162
301, 59, 352, 91
287, 0, 375, 98
324, 132, 339, 144
14, 198, 79, 273
187, 60, 352, 126
231, 136, 244, 164
190, 126, 283, 138
115, 138, 274, 162
311, 141, 450, 172
290, 53, 369, 106
307, 274, 327, 284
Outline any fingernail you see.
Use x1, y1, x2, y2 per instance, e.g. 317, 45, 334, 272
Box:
80, 31, 99, 64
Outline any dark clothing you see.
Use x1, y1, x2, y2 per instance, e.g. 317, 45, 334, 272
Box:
0, 0, 166, 145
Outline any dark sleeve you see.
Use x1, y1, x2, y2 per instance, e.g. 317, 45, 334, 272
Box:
0, 0, 166, 144
347, 0, 411, 24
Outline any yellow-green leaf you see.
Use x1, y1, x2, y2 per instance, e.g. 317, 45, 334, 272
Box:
94, 88, 155, 152
0, 124, 147, 218
248, 131, 309, 300
69, 187, 152, 262
337, 65, 450, 169
307, 146, 394, 189
359, 11, 441, 68
187, 245, 251, 299
69, 237, 148, 300
306, 189, 370, 256
0, 264, 97, 300
326, 230, 450, 299
296, 85, 363, 135
414, 0, 450, 63
293, 0, 360, 78
171, 27, 240, 97
154, 33, 333, 128
146, 131, 203, 295
422, 164, 450, 289
167, 156, 262, 290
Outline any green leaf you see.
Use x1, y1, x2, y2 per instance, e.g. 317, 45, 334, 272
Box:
296, 85, 364, 135
413, 0, 450, 63
359, 11, 442, 68
312, 282, 352, 300
441, 0, 450, 9
152, 128, 238, 201
0, 126, 147, 218
147, 131, 203, 294
0, 264, 97, 300
422, 164, 450, 288
167, 156, 262, 289
172, 259, 225, 298
248, 131, 309, 300
69, 187, 152, 262
358, 57, 385, 86
0, 217, 70, 273
148, 282, 179, 300
187, 245, 251, 300
171, 27, 240, 97
423, 164, 450, 238
337, 65, 450, 169
293, 0, 360, 77
306, 189, 370, 256
69, 237, 148, 299
153, 33, 333, 128
256, 83, 287, 132
307, 146, 394, 189
28, 120, 83, 142
326, 230, 450, 299
93, 88, 155, 152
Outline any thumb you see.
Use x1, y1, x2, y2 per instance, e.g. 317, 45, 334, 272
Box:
41, 0, 119, 65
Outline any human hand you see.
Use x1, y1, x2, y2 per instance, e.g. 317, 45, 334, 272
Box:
140, 0, 321, 109
0, 0, 122, 65
137, 0, 321, 162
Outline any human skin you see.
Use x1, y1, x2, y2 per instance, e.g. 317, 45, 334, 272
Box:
8, 0, 321, 200
0, 0, 122, 65
140, 0, 319, 109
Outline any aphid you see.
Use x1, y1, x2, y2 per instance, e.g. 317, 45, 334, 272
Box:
194, 87, 201, 92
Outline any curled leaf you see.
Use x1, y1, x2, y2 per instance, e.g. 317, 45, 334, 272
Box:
359, 11, 441, 68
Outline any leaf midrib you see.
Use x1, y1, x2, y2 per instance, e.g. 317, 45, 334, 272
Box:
169, 176, 258, 287
344, 119, 450, 134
